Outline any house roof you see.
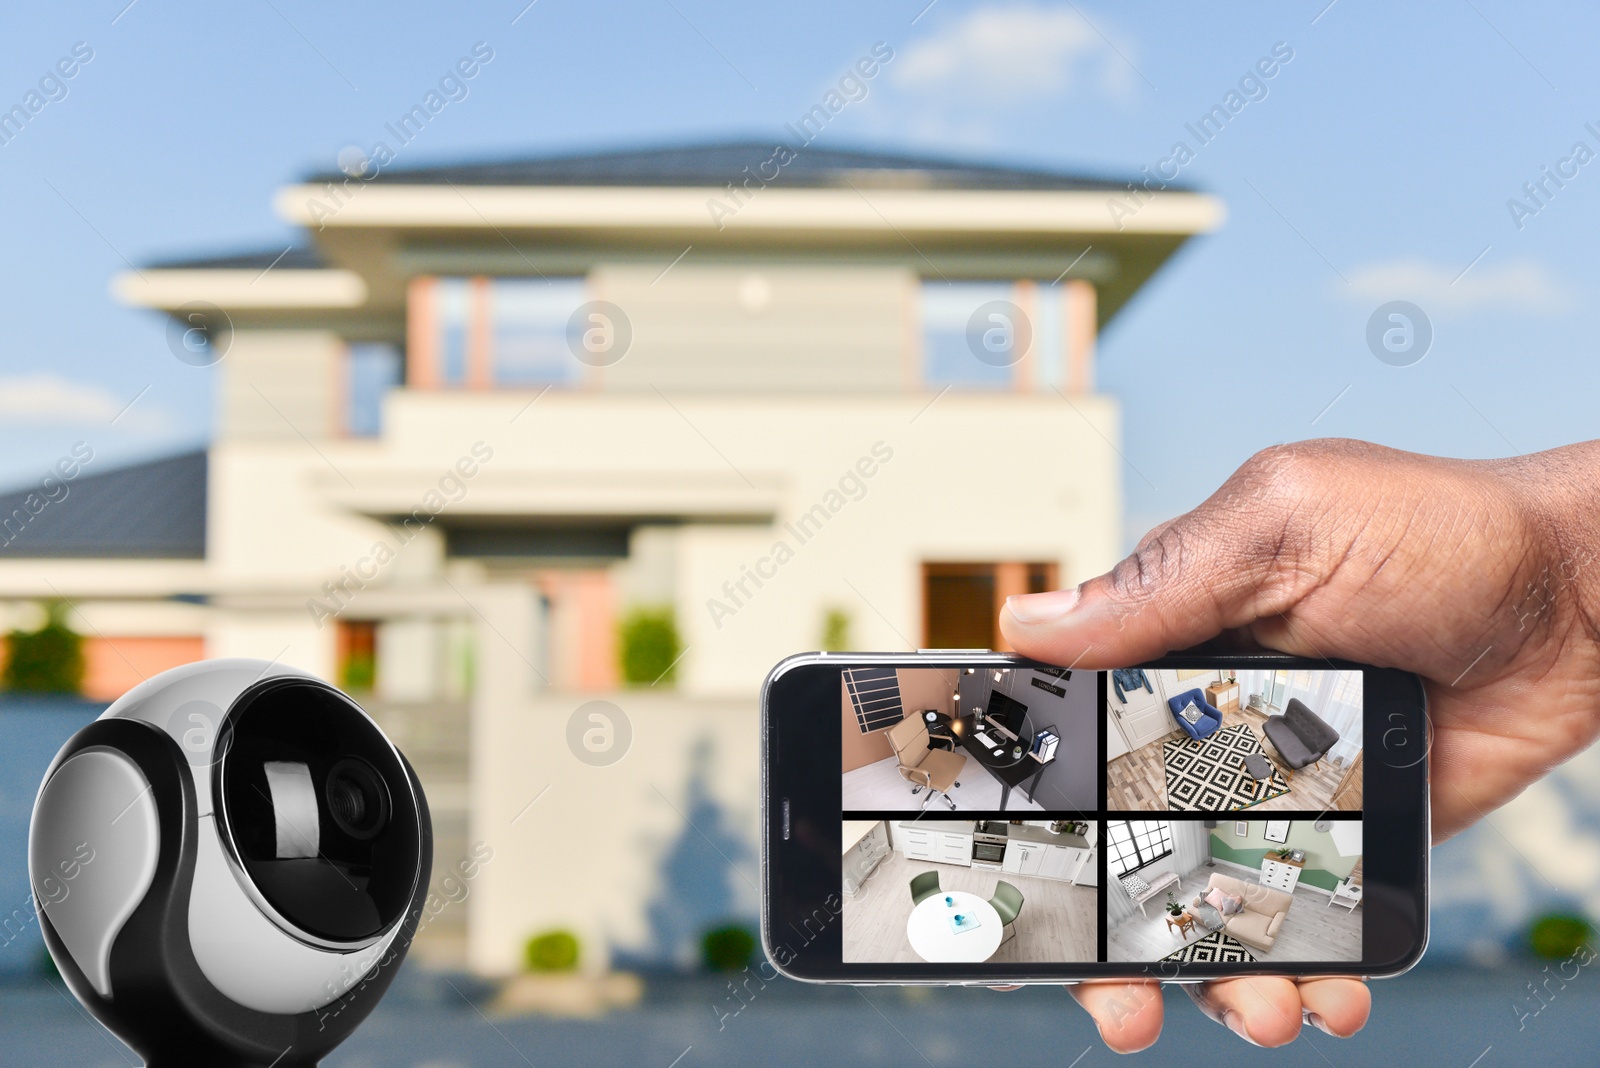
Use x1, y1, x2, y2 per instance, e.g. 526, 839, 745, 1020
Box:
303, 140, 1166, 193
0, 451, 207, 559
144, 245, 326, 272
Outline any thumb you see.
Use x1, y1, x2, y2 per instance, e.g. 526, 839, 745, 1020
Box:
999, 506, 1310, 669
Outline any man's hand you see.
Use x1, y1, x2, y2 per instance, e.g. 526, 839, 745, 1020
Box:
1000, 438, 1600, 1050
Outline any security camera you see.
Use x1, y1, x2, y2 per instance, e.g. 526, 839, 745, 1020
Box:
28, 659, 433, 1067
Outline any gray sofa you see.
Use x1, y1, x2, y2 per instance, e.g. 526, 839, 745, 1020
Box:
1261, 697, 1339, 781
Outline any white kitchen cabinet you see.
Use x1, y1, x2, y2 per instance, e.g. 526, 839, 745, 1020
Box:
1004, 841, 1046, 876
1074, 849, 1099, 886
937, 834, 971, 865
899, 827, 937, 861
1040, 844, 1075, 880
895, 826, 971, 867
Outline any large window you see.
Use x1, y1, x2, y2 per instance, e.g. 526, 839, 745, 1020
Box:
922, 562, 1058, 650
409, 276, 589, 388
1106, 820, 1173, 879
920, 280, 1067, 390
344, 342, 402, 437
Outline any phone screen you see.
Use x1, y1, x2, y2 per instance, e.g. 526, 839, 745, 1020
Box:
764, 654, 1428, 982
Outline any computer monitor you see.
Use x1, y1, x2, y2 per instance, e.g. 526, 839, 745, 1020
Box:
985, 689, 1028, 740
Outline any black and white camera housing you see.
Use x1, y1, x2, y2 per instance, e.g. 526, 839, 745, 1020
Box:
28, 659, 433, 1068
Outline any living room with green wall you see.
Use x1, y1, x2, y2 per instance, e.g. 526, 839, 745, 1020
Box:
1208, 821, 1361, 891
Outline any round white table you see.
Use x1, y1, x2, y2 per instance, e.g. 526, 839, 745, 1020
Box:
906, 890, 1004, 962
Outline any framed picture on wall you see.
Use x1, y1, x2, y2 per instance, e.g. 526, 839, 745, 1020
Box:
1234, 821, 1247, 838
1264, 820, 1290, 844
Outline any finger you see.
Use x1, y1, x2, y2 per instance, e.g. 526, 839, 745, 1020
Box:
1185, 977, 1303, 1047
1295, 977, 1370, 1037
1070, 981, 1163, 1053
999, 446, 1335, 667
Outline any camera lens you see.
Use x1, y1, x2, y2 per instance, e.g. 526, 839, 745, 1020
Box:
217, 677, 425, 945
325, 758, 390, 840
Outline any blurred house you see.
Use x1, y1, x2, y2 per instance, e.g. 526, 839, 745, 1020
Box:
0, 143, 1221, 974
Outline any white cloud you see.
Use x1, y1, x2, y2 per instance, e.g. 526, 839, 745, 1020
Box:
0, 373, 167, 431
1344, 257, 1574, 313
892, 3, 1136, 101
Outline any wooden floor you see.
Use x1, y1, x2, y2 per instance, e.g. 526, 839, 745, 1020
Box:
843, 850, 1097, 963
1106, 707, 1362, 812
1107, 865, 1363, 963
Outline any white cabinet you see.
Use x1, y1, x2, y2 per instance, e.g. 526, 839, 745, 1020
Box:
1004, 841, 1046, 876
937, 834, 971, 865
843, 822, 888, 896
896, 826, 971, 867
900, 826, 937, 861
1260, 858, 1302, 893
1074, 849, 1099, 886
1040, 844, 1075, 880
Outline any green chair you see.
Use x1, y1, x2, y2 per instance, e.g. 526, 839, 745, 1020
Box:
990, 880, 1025, 944
910, 870, 942, 906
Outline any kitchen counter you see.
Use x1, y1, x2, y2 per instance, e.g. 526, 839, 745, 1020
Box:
1004, 825, 1090, 849
895, 820, 976, 835
891, 821, 1088, 850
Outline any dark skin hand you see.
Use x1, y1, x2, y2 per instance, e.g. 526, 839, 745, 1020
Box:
996, 438, 1600, 1051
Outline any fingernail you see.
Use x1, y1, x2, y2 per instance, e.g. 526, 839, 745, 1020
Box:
1004, 588, 1080, 624
1305, 1010, 1332, 1036
1222, 1010, 1259, 1046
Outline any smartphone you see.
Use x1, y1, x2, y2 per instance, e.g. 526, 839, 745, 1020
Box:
761, 651, 1428, 985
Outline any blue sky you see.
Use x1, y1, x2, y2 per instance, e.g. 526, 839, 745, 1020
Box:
0, 0, 1596, 545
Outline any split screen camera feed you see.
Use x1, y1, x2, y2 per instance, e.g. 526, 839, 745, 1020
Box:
839, 666, 1365, 966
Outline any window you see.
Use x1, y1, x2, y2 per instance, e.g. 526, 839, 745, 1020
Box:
920, 280, 1067, 390
344, 342, 402, 437
844, 667, 903, 733
922, 562, 1059, 650
409, 276, 589, 388
492, 278, 589, 384
1106, 820, 1173, 879
336, 620, 377, 692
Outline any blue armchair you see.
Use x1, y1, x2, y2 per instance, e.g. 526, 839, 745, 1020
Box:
1167, 688, 1223, 741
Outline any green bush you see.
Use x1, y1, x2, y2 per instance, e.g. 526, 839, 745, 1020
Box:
619, 607, 680, 686
524, 929, 580, 973
701, 924, 756, 972
1529, 912, 1591, 960
820, 608, 852, 652
341, 650, 376, 692
4, 603, 85, 694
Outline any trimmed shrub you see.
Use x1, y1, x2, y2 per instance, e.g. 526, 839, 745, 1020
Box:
701, 924, 756, 972
820, 608, 852, 652
1529, 912, 1591, 960
619, 607, 680, 686
524, 929, 581, 973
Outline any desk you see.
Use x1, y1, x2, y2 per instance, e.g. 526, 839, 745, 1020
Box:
926, 713, 1050, 811
905, 890, 1003, 962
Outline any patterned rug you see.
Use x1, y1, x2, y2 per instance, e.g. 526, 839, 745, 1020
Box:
1162, 723, 1290, 811
1161, 930, 1258, 964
